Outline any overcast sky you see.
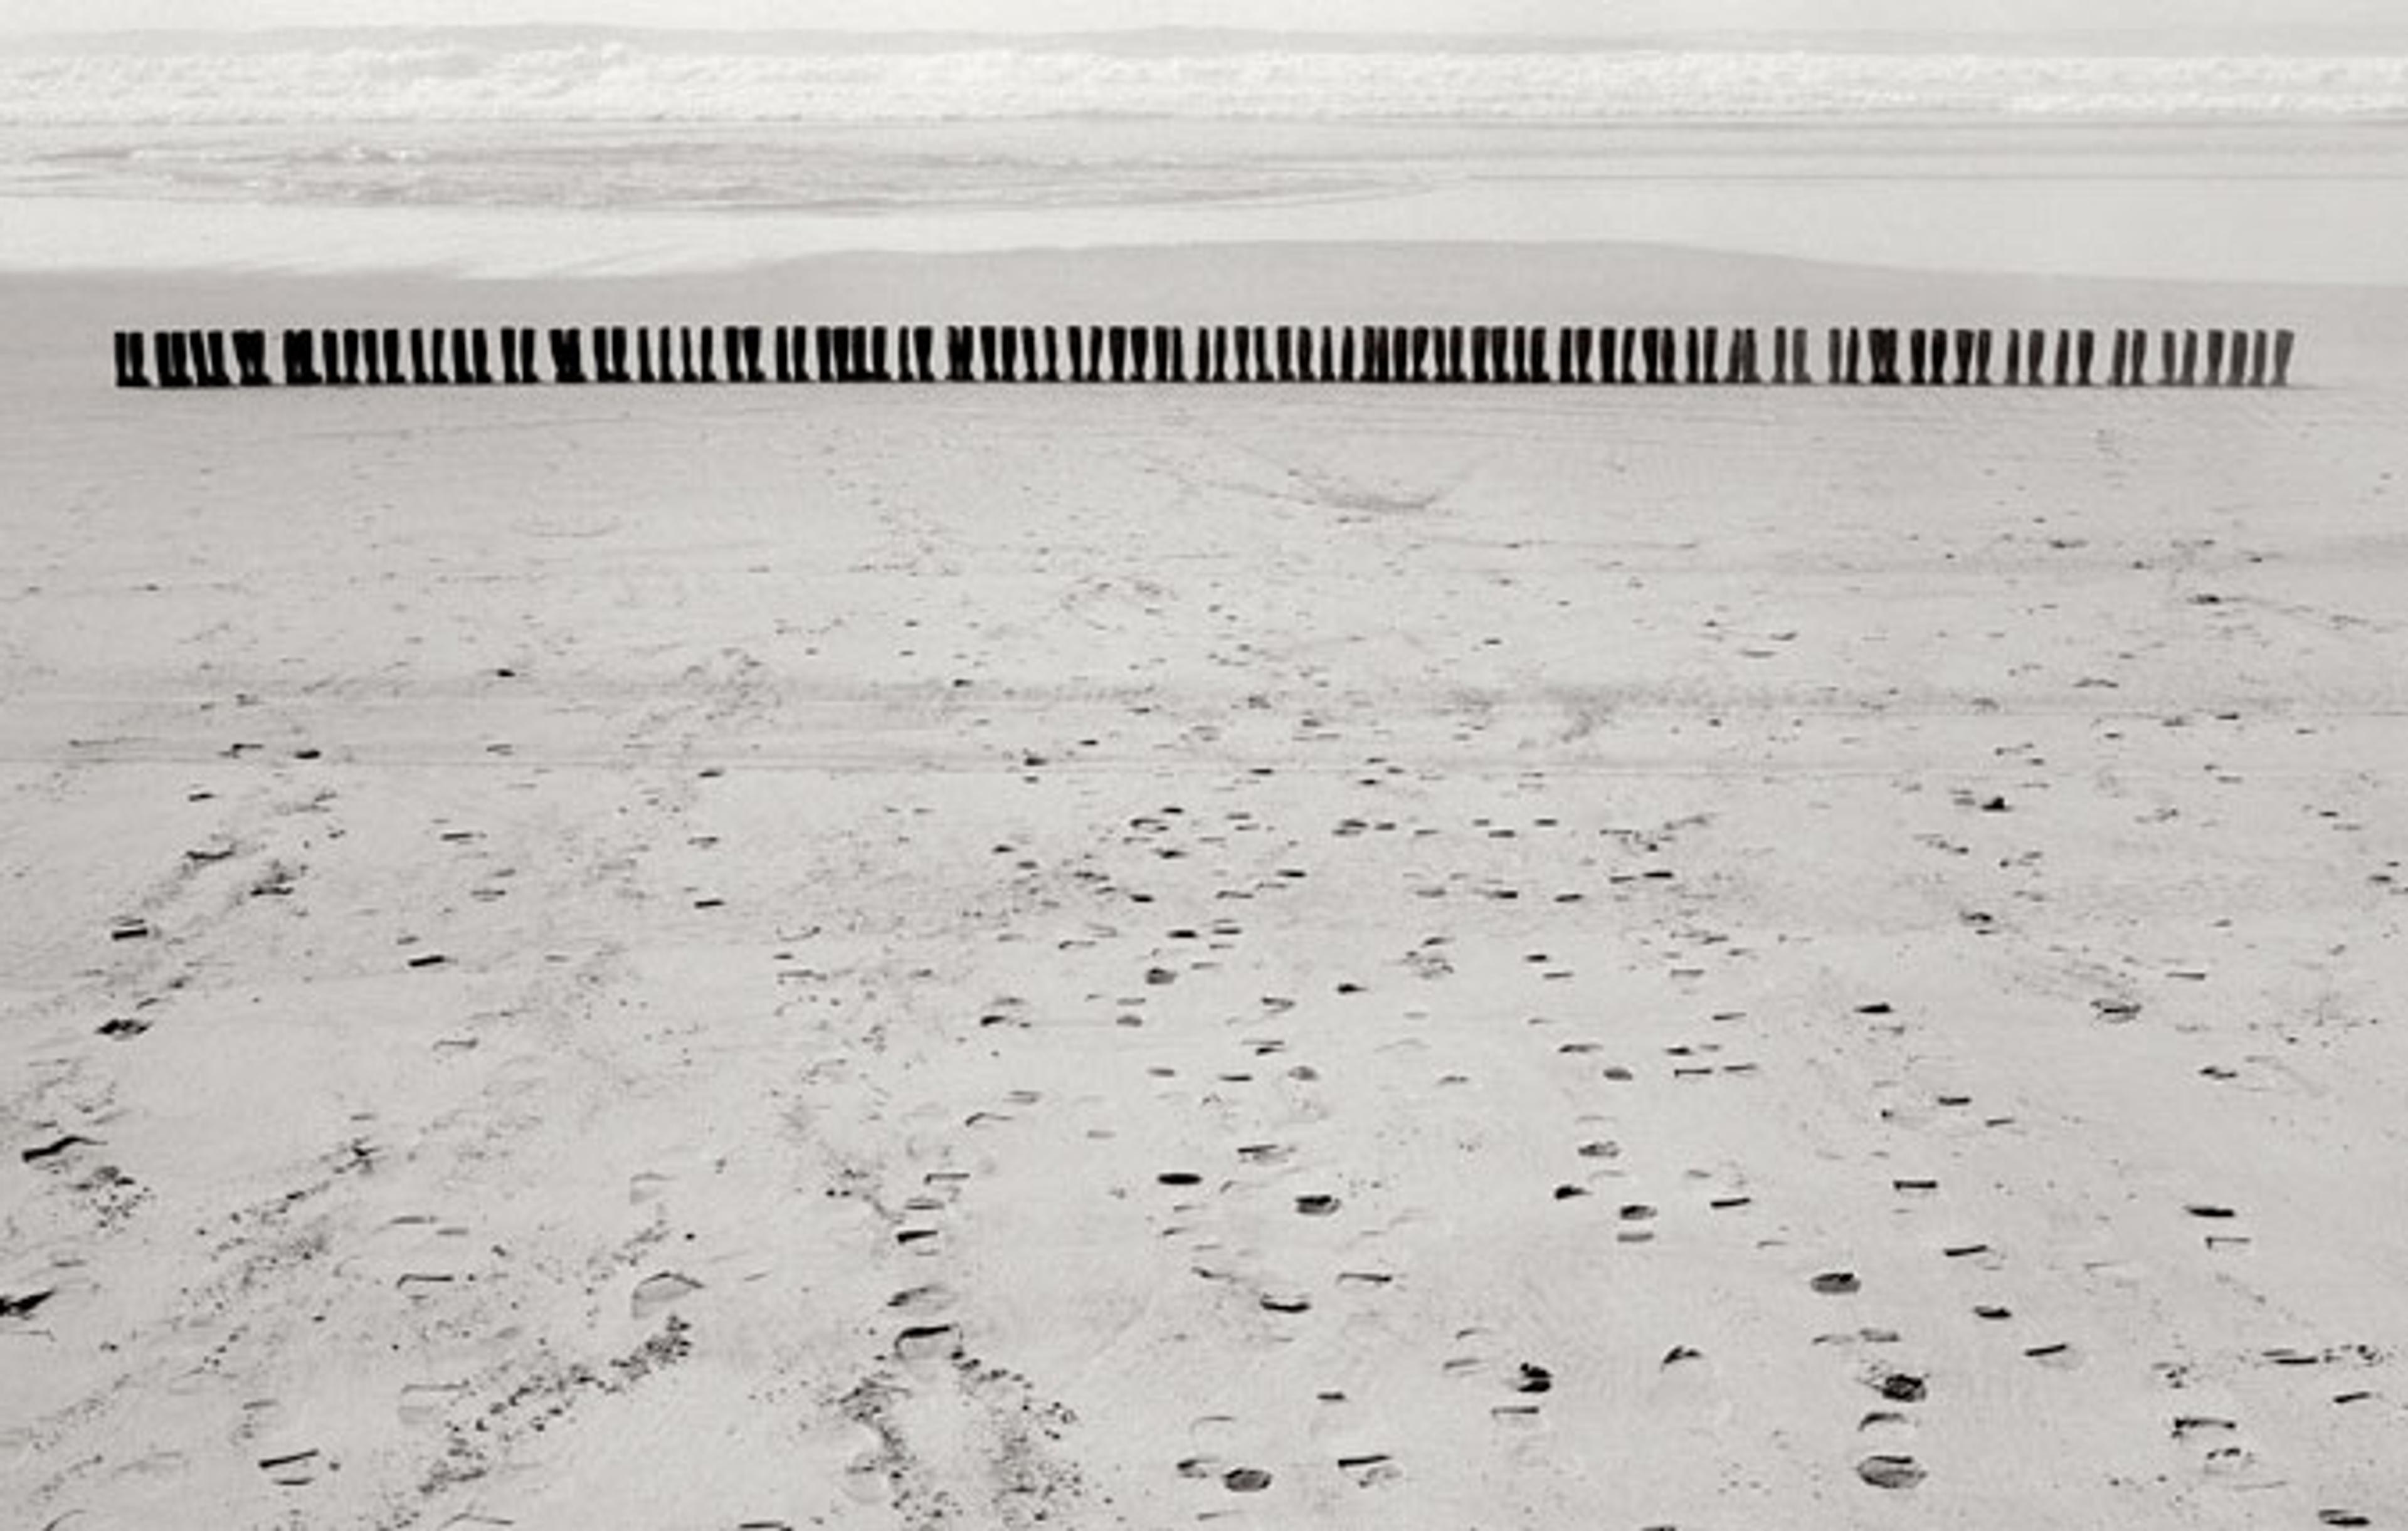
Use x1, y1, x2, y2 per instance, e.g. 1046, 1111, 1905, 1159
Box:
3, 0, 2403, 36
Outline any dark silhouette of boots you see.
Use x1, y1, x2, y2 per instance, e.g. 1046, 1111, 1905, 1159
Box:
2247, 329, 2268, 387
2273, 329, 2295, 386
235, 329, 270, 386
2204, 329, 2226, 387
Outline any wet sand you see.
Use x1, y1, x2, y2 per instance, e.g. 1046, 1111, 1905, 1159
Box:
4, 247, 2408, 1528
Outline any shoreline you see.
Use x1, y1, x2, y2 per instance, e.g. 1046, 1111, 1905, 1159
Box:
11, 240, 2405, 395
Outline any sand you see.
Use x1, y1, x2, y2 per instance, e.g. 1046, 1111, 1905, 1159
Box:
4, 245, 2408, 1530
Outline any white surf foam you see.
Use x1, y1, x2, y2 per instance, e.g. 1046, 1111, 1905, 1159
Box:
7, 40, 2408, 126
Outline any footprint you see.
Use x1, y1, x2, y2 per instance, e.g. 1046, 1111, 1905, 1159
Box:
1810, 1271, 1862, 1295
1337, 1452, 1400, 1487
1856, 1454, 1926, 1490
895, 1323, 961, 1367
256, 1448, 322, 1487
631, 1271, 702, 1319
1866, 1369, 1928, 1404
2171, 1414, 2253, 1476
397, 1382, 469, 1426
888, 1283, 956, 1317
1222, 1466, 1273, 1493
1647, 1344, 1727, 1421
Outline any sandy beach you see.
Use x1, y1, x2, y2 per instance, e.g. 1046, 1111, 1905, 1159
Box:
5, 234, 2407, 1529
8, 11, 2408, 1514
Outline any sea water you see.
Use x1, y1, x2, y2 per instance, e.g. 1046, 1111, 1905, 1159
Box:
3, 29, 2405, 284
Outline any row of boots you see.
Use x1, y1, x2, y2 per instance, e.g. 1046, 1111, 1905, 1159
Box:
1814, 325, 2297, 388
112, 322, 2301, 389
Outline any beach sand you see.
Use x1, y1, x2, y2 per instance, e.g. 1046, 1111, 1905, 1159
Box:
4, 245, 2408, 1528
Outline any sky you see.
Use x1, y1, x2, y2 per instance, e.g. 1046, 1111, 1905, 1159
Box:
3, 0, 2402, 38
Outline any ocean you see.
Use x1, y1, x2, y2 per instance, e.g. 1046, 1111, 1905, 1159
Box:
4, 29, 2405, 283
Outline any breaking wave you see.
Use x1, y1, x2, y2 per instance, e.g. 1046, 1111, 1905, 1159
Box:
7, 39, 2408, 125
